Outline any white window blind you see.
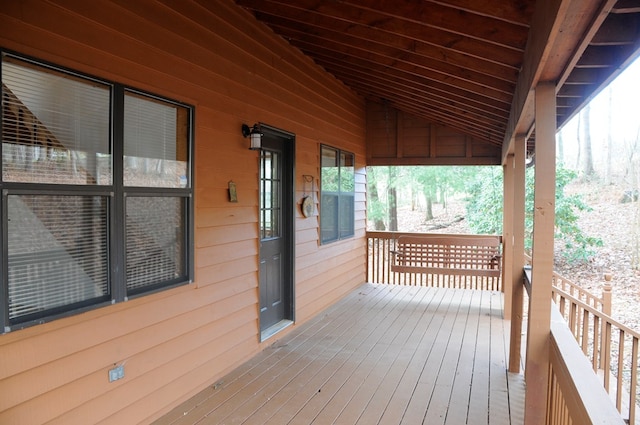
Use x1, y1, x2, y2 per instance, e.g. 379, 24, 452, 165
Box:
123, 92, 189, 188
7, 195, 109, 320
2, 57, 111, 185
1, 51, 192, 331
126, 197, 185, 292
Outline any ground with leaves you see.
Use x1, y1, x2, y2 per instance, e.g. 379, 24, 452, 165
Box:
394, 181, 640, 328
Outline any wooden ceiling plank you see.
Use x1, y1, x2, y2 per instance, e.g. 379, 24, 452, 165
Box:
612, 0, 640, 14
563, 67, 605, 84
577, 45, 621, 67
339, 0, 529, 50
366, 95, 505, 143
424, 0, 535, 26
268, 24, 518, 92
344, 80, 507, 134
590, 13, 640, 45
311, 52, 511, 114
355, 88, 507, 138
325, 65, 509, 126
290, 39, 514, 103
258, 13, 519, 82
309, 52, 512, 113
236, 0, 524, 67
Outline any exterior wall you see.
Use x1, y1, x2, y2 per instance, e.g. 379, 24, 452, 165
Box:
366, 101, 502, 166
0, 1, 367, 424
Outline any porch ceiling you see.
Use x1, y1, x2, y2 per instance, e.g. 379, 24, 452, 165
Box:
235, 0, 640, 159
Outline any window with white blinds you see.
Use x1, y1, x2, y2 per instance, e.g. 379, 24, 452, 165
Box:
126, 196, 185, 293
2, 56, 111, 185
123, 91, 189, 188
7, 195, 109, 320
0, 51, 193, 331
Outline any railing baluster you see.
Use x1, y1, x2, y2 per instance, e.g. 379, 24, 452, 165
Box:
630, 336, 638, 425
582, 308, 589, 354
605, 321, 612, 392
593, 315, 600, 372
617, 330, 625, 412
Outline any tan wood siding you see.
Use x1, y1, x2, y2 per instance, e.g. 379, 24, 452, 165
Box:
0, 1, 366, 423
366, 101, 502, 166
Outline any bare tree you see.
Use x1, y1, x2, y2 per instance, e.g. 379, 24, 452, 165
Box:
581, 103, 595, 179
557, 127, 564, 164
387, 166, 398, 231
604, 87, 613, 185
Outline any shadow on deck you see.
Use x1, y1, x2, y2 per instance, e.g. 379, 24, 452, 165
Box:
155, 283, 525, 425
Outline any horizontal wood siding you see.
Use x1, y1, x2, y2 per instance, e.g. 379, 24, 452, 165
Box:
366, 101, 502, 166
0, 1, 366, 424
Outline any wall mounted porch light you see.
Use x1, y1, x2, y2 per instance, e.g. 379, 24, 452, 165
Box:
242, 123, 263, 150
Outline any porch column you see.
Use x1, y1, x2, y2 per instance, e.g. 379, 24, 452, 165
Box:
503, 153, 514, 319
507, 135, 526, 373
524, 82, 556, 425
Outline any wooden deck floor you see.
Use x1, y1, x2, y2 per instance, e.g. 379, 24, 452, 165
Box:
154, 283, 525, 425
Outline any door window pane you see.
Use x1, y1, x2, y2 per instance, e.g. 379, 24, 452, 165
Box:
261, 150, 281, 239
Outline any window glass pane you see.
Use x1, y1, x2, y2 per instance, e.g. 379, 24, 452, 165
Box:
320, 146, 355, 244
320, 193, 339, 243
321, 146, 339, 191
7, 195, 109, 322
124, 92, 189, 188
260, 150, 281, 239
126, 197, 185, 292
2, 56, 112, 185
339, 193, 355, 238
340, 152, 355, 193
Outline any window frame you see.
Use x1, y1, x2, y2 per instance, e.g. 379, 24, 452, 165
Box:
0, 50, 194, 332
319, 144, 355, 244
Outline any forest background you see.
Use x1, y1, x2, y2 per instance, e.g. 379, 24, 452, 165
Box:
366, 58, 640, 327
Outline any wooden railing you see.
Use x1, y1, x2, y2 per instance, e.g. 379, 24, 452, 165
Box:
525, 254, 612, 315
548, 304, 626, 425
366, 231, 502, 290
552, 283, 639, 424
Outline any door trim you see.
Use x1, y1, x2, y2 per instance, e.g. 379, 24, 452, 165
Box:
258, 124, 295, 341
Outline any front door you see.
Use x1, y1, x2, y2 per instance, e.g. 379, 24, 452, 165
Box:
259, 127, 294, 339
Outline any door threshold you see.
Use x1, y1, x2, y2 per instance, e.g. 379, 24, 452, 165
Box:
261, 319, 293, 342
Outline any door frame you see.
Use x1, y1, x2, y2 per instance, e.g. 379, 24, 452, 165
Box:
258, 123, 295, 341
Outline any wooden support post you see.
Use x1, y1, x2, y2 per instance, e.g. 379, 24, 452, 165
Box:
509, 135, 526, 373
524, 82, 556, 425
503, 154, 515, 311
602, 272, 613, 316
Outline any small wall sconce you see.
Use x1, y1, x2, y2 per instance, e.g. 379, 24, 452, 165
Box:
242, 123, 262, 150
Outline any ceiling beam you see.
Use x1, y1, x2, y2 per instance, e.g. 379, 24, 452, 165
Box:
501, 0, 615, 162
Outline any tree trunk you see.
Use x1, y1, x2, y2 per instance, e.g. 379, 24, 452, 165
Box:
425, 196, 433, 220
581, 103, 595, 178
575, 112, 581, 170
557, 129, 564, 165
387, 166, 398, 231
369, 169, 386, 230
605, 87, 613, 185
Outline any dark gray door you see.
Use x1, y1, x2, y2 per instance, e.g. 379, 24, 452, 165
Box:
259, 130, 294, 334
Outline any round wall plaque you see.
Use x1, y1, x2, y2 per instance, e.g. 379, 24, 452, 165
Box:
301, 196, 313, 218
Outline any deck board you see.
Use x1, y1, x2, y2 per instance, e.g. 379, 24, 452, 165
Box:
154, 284, 525, 425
